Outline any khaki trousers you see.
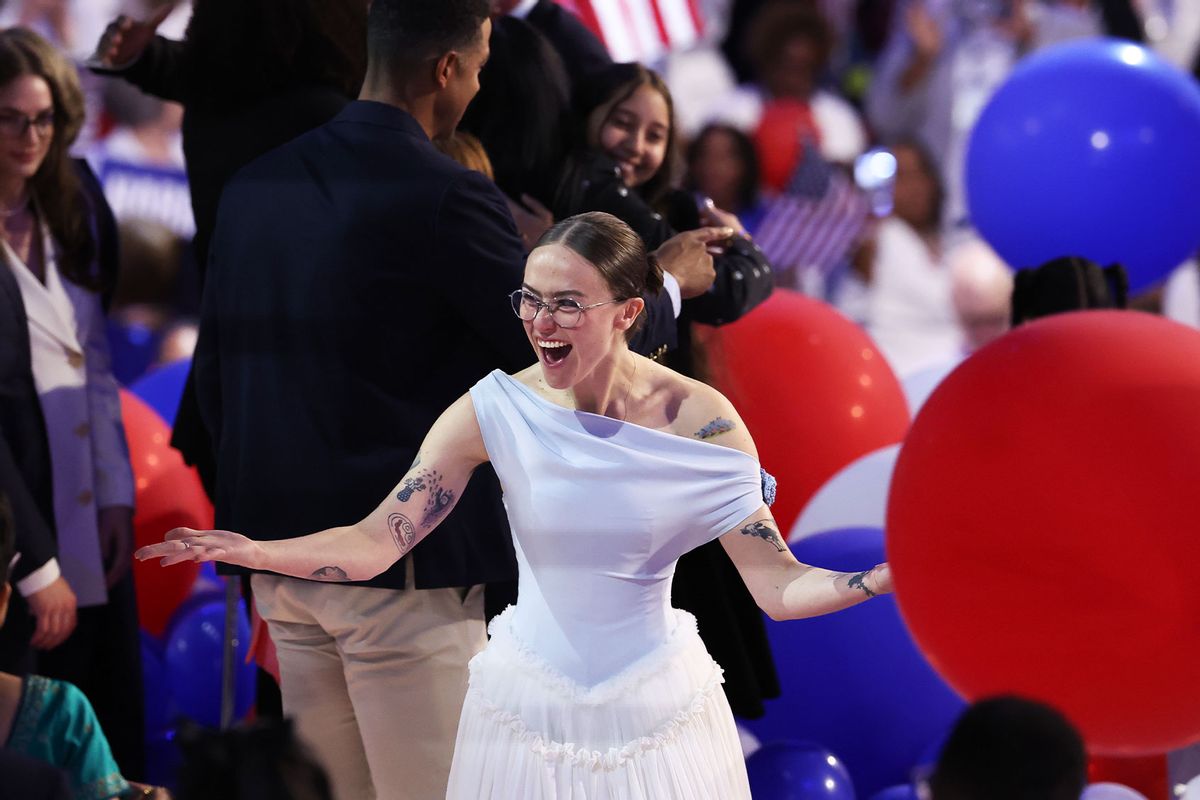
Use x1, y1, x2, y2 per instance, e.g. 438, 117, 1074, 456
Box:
252, 570, 485, 800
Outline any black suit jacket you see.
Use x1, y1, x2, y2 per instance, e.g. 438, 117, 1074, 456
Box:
0, 226, 57, 585
198, 102, 674, 590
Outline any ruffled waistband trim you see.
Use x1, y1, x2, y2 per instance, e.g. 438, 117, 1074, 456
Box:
478, 605, 718, 705
462, 663, 727, 771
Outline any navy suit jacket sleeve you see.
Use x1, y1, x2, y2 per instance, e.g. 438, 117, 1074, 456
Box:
90, 35, 187, 103
0, 440, 57, 582
435, 172, 539, 372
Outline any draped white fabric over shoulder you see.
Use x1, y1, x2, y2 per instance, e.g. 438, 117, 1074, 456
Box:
447, 370, 765, 799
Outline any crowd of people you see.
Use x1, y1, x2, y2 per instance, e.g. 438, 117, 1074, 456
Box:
0, 0, 1197, 798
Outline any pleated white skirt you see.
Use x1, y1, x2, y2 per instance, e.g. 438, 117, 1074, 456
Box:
446, 608, 751, 799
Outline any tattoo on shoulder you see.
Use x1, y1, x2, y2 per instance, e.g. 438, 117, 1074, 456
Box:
739, 520, 786, 552
387, 512, 417, 555
311, 565, 349, 582
695, 417, 736, 440
847, 571, 877, 598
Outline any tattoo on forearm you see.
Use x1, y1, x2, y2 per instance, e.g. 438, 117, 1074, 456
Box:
695, 417, 736, 440
387, 512, 417, 555
847, 571, 877, 598
311, 565, 349, 581
739, 520, 786, 552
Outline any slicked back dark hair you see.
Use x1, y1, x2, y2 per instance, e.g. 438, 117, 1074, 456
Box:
367, 0, 490, 68
536, 212, 664, 341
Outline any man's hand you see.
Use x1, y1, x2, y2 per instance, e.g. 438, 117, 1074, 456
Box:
653, 227, 732, 299
27, 576, 77, 650
87, 5, 173, 70
98, 505, 135, 589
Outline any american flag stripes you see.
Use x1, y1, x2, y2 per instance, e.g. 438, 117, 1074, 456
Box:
557, 0, 706, 63
753, 142, 871, 291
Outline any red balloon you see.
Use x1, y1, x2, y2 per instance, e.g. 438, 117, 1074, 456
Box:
702, 290, 910, 534
753, 99, 819, 193
120, 390, 208, 637
888, 311, 1200, 755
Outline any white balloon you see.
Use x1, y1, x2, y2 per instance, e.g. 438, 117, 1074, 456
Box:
789, 443, 900, 542
737, 723, 761, 760
1182, 774, 1200, 799
1080, 782, 1149, 800
901, 357, 961, 417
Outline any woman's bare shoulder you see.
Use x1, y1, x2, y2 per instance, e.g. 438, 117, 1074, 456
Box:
643, 361, 758, 459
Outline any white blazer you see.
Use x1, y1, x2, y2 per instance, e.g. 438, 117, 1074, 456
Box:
4, 220, 134, 608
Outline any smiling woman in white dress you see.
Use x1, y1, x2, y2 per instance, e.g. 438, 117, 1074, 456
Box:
138, 211, 894, 799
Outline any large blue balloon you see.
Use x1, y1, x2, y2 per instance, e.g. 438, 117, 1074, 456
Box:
869, 785, 920, 800
743, 528, 965, 797
164, 595, 256, 728
966, 39, 1200, 293
130, 358, 191, 427
746, 741, 856, 800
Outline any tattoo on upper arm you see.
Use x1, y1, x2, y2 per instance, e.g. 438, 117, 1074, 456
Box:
421, 478, 456, 528
739, 520, 786, 552
387, 512, 417, 555
396, 467, 457, 527
695, 417, 736, 440
847, 571, 877, 598
311, 565, 349, 581
396, 473, 428, 502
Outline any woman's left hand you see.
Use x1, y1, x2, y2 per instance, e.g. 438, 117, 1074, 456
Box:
97, 505, 134, 589
135, 527, 265, 570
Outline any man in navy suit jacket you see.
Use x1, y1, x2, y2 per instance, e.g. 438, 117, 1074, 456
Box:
194, 2, 678, 798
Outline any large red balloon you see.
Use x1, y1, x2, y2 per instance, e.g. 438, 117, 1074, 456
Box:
888, 311, 1200, 755
120, 390, 208, 637
701, 290, 910, 533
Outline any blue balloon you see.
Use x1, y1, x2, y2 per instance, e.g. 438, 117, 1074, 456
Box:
869, 785, 920, 800
107, 320, 162, 386
163, 596, 256, 728
747, 741, 856, 800
743, 528, 965, 797
966, 39, 1200, 293
130, 358, 191, 427
141, 631, 172, 739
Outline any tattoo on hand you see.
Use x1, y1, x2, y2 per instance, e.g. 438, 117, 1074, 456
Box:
739, 520, 786, 552
387, 512, 417, 555
695, 417, 736, 440
848, 570, 877, 598
311, 565, 349, 582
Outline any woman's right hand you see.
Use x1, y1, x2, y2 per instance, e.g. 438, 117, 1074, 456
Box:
135, 527, 265, 570
87, 5, 173, 70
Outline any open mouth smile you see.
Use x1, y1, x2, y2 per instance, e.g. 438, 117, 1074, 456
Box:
537, 338, 573, 366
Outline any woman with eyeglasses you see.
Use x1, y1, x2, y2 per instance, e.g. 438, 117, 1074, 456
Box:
0, 27, 145, 787
138, 211, 893, 798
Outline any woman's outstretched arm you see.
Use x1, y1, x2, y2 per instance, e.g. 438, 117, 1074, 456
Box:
719, 507, 892, 621
135, 393, 489, 582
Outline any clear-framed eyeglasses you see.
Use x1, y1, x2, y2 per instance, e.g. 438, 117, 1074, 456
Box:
0, 109, 54, 139
509, 289, 623, 329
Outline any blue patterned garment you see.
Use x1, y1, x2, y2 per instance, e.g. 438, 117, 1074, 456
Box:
6, 675, 131, 800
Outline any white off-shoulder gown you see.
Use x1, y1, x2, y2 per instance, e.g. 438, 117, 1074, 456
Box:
447, 371, 765, 799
